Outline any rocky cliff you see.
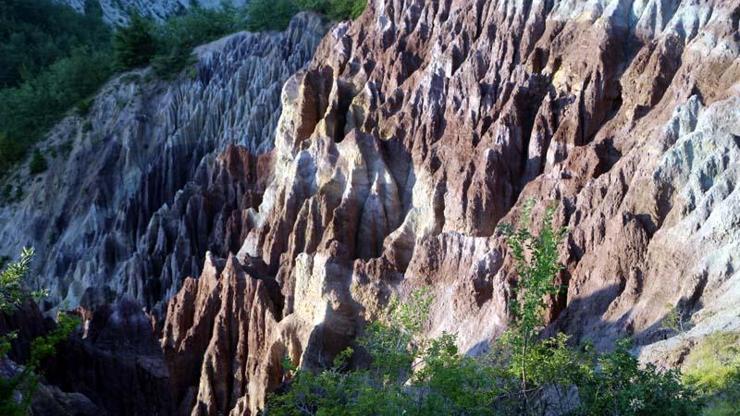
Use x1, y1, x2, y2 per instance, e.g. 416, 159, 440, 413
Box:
2, 0, 739, 415
159, 0, 739, 414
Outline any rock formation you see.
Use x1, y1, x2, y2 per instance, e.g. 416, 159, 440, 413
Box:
0, 13, 327, 316
1, 0, 739, 415
158, 0, 740, 414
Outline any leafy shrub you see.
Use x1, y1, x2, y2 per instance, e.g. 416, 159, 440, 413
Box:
151, 4, 246, 78
151, 45, 196, 80
0, 248, 80, 414
28, 149, 48, 175
0, 47, 113, 174
76, 96, 95, 116
0, 0, 113, 175
156, 3, 246, 51
0, 0, 110, 88
0, 134, 25, 174
576, 339, 700, 416
498, 200, 566, 395
245, 0, 301, 32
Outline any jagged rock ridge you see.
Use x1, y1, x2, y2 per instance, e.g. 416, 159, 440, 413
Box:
1, 0, 738, 415
0, 14, 328, 315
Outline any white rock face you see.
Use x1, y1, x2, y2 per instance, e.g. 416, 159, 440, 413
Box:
56, 0, 249, 25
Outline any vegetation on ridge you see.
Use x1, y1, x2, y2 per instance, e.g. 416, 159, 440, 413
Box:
0, 0, 113, 176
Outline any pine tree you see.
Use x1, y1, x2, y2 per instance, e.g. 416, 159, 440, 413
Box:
112, 13, 156, 69
28, 149, 48, 175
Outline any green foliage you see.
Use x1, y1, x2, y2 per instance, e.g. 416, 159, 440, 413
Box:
113, 13, 157, 69
498, 200, 566, 393
317, 0, 367, 20
0, 0, 365, 175
0, 46, 114, 174
662, 303, 690, 335
151, 3, 246, 78
245, 0, 300, 32
575, 339, 700, 416
0, 0, 110, 88
0, 313, 80, 415
0, 248, 79, 414
76, 96, 95, 116
0, 247, 34, 313
0, 0, 113, 175
157, 2, 246, 51
28, 149, 47, 175
246, 0, 367, 32
683, 332, 740, 416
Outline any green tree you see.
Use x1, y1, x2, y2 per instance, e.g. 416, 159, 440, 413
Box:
113, 13, 157, 69
0, 0, 113, 176
0, 0, 110, 88
151, 3, 246, 78
246, 0, 300, 32
498, 200, 566, 399
28, 149, 47, 174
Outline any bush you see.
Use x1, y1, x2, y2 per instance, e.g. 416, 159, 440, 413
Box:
0, 47, 113, 174
246, 0, 301, 32
0, 0, 110, 88
151, 4, 246, 78
576, 339, 700, 416
683, 332, 740, 416
28, 149, 48, 175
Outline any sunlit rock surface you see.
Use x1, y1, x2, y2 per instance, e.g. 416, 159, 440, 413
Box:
2, 1, 738, 414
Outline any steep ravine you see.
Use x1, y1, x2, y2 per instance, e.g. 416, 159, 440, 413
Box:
2, 1, 739, 415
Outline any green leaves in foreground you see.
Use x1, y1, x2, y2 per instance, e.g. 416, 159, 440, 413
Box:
266, 202, 708, 416
0, 248, 80, 415
0, 247, 35, 313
